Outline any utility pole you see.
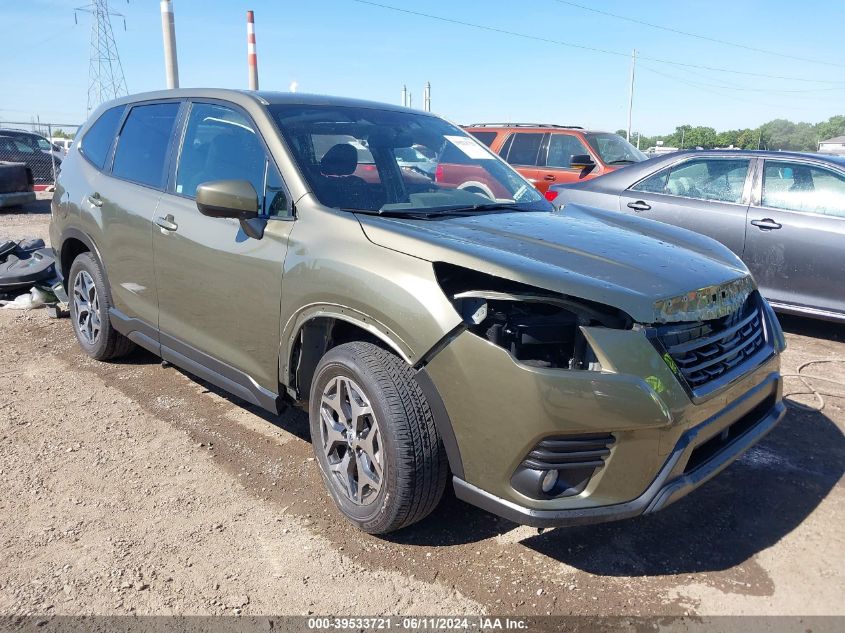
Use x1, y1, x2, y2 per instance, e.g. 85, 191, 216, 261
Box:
626, 48, 636, 142
401, 84, 407, 107
247, 10, 259, 90
424, 81, 431, 112
408, 93, 413, 109
636, 131, 641, 149
75, 0, 128, 112
160, 0, 179, 89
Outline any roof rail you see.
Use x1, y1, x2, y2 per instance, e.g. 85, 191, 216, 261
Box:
464, 123, 584, 129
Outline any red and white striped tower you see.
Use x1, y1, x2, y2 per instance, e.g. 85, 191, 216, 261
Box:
247, 10, 259, 90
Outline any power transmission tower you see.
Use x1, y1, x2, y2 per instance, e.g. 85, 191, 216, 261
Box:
75, 0, 129, 112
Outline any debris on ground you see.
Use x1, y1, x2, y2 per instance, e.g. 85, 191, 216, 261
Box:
0, 237, 65, 314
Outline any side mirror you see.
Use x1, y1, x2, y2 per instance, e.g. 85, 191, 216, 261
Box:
570, 154, 596, 170
196, 179, 266, 240
196, 179, 259, 219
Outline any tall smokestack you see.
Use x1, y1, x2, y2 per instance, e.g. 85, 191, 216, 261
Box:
160, 0, 179, 89
424, 81, 431, 112
247, 10, 259, 90
401, 84, 407, 107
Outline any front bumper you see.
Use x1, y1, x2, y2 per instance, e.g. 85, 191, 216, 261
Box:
424, 313, 784, 526
452, 373, 785, 527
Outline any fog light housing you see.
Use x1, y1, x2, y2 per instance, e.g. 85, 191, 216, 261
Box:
541, 469, 558, 493
510, 433, 615, 500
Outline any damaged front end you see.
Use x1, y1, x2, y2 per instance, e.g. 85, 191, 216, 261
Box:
434, 262, 633, 373
423, 262, 784, 520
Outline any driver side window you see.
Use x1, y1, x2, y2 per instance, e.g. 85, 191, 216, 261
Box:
176, 102, 273, 210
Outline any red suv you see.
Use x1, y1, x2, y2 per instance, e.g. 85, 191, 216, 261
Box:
461, 124, 647, 198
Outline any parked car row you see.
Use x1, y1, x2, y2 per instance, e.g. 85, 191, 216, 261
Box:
50, 89, 787, 535
551, 150, 845, 323
0, 128, 64, 186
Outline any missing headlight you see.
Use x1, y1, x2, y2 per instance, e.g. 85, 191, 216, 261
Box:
462, 297, 590, 369
434, 263, 631, 370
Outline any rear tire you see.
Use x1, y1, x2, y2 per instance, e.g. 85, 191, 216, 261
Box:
309, 342, 448, 534
68, 252, 134, 361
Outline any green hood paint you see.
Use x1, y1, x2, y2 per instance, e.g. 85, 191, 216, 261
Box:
357, 204, 751, 324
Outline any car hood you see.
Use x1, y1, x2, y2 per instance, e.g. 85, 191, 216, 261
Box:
356, 204, 753, 324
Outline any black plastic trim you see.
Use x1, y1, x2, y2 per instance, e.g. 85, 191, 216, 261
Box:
414, 367, 464, 479
108, 307, 282, 414
453, 373, 785, 528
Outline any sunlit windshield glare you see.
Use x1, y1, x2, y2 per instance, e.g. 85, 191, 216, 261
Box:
269, 104, 550, 214
586, 133, 647, 165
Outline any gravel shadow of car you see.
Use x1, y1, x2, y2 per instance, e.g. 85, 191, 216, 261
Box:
515, 406, 843, 575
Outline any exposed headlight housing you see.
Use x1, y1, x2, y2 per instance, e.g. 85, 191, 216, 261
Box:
434, 263, 632, 371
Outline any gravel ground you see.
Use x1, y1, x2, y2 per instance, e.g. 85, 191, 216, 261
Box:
1, 198, 843, 617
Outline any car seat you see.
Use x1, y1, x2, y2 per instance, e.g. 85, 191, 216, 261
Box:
314, 143, 373, 209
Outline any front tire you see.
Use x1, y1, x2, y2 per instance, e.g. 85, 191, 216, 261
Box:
68, 252, 134, 361
309, 342, 448, 534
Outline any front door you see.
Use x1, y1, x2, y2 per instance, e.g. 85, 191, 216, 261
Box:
744, 158, 845, 316
619, 156, 752, 256
536, 132, 595, 191
152, 101, 294, 400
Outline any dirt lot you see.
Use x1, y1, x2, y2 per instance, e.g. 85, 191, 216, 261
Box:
1, 197, 843, 617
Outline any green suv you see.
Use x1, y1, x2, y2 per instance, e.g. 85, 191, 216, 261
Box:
50, 90, 786, 534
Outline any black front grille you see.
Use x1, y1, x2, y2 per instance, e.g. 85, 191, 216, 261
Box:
521, 434, 614, 470
684, 393, 776, 474
655, 294, 768, 394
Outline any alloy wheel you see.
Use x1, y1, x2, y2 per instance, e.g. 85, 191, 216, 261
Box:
319, 375, 384, 505
73, 270, 101, 345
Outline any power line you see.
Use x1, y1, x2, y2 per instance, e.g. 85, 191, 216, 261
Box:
638, 64, 811, 112
351, 0, 845, 84
550, 0, 845, 69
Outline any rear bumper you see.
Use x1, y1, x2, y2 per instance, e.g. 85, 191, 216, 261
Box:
453, 373, 786, 528
0, 191, 36, 208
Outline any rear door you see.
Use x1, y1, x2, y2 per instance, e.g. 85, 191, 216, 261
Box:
95, 100, 181, 334
152, 100, 294, 398
536, 132, 594, 191
744, 158, 845, 316
499, 132, 544, 190
619, 156, 752, 255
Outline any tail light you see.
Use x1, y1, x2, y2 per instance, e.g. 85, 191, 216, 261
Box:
435, 164, 443, 182
544, 190, 558, 202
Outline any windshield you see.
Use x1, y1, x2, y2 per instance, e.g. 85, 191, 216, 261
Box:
586, 133, 647, 165
269, 104, 550, 215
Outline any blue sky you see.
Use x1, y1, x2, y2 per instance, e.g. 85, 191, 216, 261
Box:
2, 0, 843, 134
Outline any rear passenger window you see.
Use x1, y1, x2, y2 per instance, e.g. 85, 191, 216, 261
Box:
468, 131, 497, 147
112, 102, 179, 188
176, 103, 267, 200
80, 105, 124, 169
632, 159, 749, 203
505, 133, 544, 166
632, 169, 670, 194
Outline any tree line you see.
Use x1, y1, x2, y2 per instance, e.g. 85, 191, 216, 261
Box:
619, 114, 845, 152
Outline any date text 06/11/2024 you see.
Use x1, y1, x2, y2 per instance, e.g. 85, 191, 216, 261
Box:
306, 617, 529, 630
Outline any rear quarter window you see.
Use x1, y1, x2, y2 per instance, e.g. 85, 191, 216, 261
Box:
79, 106, 125, 170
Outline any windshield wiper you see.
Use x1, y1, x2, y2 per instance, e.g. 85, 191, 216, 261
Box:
607, 159, 636, 165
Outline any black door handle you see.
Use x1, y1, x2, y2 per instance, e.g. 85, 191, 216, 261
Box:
627, 200, 651, 212
543, 174, 556, 181
750, 218, 782, 230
